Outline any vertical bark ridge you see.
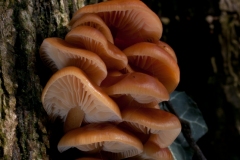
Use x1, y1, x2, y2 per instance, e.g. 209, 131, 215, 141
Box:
1, 0, 85, 159
219, 0, 240, 133
0, 0, 19, 159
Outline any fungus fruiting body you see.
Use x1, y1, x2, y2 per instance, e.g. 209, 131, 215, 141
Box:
69, 0, 163, 49
71, 13, 114, 44
40, 37, 107, 85
40, 0, 181, 159
58, 123, 143, 159
101, 72, 169, 103
123, 42, 180, 93
65, 25, 128, 70
121, 107, 181, 148
41, 66, 122, 132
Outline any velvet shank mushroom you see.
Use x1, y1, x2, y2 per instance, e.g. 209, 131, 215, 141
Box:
71, 13, 114, 44
40, 0, 182, 158
101, 72, 169, 104
129, 139, 173, 160
121, 107, 181, 148
58, 123, 143, 159
41, 66, 121, 132
69, 0, 163, 49
123, 42, 180, 93
65, 25, 127, 70
138, 138, 173, 160
39, 37, 107, 86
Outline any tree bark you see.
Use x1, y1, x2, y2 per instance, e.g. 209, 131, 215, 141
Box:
0, 0, 85, 159
218, 0, 240, 133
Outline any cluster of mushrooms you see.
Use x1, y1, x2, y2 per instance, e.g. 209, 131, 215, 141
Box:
40, 0, 181, 159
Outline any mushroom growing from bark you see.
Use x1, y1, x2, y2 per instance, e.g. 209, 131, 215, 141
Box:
65, 25, 128, 70
40, 37, 107, 85
101, 72, 169, 103
40, 0, 181, 158
41, 66, 121, 132
130, 138, 173, 160
121, 107, 181, 148
71, 13, 114, 44
123, 42, 180, 93
58, 123, 143, 159
69, 0, 163, 49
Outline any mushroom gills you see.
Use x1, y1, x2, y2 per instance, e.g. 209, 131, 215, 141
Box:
39, 37, 107, 85
41, 67, 122, 132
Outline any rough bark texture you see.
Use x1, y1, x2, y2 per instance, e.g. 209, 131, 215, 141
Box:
0, 0, 84, 159
219, 0, 240, 133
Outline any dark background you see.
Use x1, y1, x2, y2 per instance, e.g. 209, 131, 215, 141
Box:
140, 0, 240, 159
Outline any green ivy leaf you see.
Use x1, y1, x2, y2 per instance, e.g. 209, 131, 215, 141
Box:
161, 91, 208, 160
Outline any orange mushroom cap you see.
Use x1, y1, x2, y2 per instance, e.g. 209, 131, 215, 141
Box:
132, 139, 173, 160
41, 66, 122, 131
101, 72, 169, 104
155, 40, 177, 62
123, 42, 180, 93
141, 141, 173, 160
69, 0, 163, 49
71, 13, 114, 44
58, 123, 143, 159
65, 26, 128, 70
121, 107, 181, 148
39, 37, 107, 86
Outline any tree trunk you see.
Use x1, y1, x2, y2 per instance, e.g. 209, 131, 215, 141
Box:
0, 0, 85, 159
218, 0, 240, 133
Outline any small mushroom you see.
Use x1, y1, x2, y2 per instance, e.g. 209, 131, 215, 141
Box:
39, 37, 107, 85
41, 66, 122, 132
101, 72, 169, 104
71, 13, 114, 44
58, 123, 143, 159
69, 0, 163, 49
129, 140, 173, 160
121, 107, 181, 148
123, 42, 180, 93
139, 139, 173, 160
65, 25, 128, 70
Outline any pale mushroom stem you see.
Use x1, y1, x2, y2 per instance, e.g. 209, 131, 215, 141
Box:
64, 107, 84, 133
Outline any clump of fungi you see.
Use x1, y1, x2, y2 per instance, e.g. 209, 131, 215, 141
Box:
40, 0, 181, 159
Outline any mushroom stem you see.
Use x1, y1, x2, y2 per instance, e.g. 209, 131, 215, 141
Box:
64, 107, 84, 133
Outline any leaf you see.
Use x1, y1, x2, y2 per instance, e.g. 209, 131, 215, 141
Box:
161, 91, 208, 160
168, 141, 194, 160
